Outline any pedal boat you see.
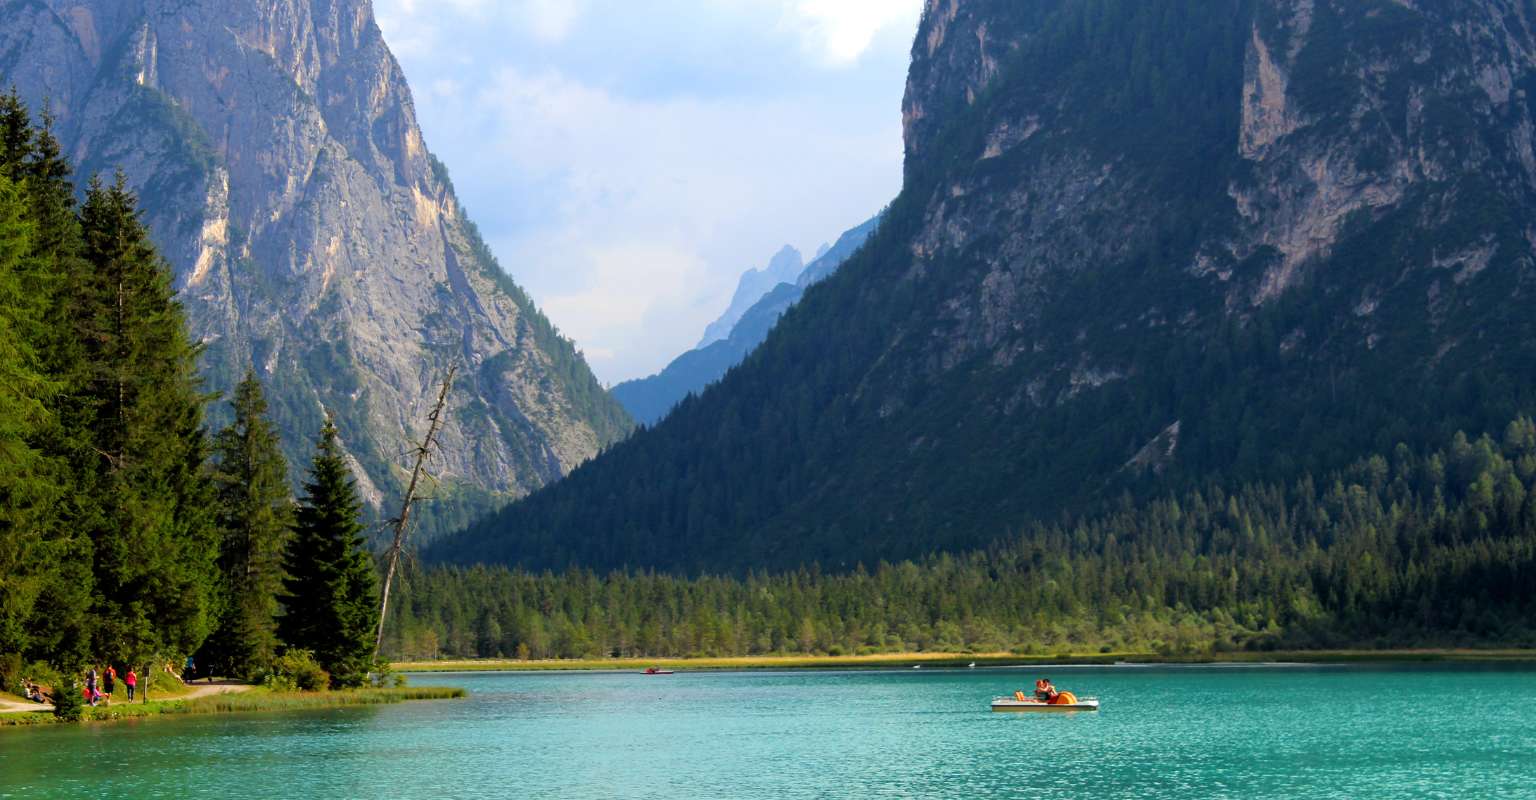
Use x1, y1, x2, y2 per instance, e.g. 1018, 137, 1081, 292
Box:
991, 695, 1099, 712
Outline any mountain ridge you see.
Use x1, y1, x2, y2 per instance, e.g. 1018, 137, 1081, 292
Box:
0, 0, 632, 537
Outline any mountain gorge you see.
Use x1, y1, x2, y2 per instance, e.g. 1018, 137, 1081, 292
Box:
0, 0, 631, 537
432, 0, 1536, 573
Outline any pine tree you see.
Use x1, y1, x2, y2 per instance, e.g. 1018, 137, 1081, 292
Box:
76, 174, 219, 668
200, 372, 293, 680
280, 417, 379, 687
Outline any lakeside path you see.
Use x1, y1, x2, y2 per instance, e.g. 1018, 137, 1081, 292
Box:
393, 648, 1536, 673
0, 681, 251, 715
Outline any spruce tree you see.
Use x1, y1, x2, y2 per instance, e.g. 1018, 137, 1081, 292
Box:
200, 372, 293, 680
19, 106, 95, 671
0, 90, 33, 178
77, 174, 219, 668
0, 173, 53, 657
280, 417, 379, 687
0, 95, 93, 671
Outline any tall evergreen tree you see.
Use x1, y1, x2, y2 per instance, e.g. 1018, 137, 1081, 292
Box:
0, 93, 92, 670
77, 174, 218, 668
0, 90, 33, 178
280, 417, 379, 687
200, 373, 293, 680
22, 107, 96, 671
0, 173, 53, 657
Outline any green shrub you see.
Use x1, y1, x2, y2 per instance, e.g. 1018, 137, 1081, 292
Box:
52, 677, 83, 721
0, 652, 21, 695
261, 673, 297, 692
269, 650, 329, 692
366, 659, 408, 689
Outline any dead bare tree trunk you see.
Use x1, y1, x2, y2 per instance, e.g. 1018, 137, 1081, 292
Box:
374, 365, 456, 657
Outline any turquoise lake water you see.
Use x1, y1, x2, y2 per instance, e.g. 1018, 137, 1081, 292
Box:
2, 665, 1534, 798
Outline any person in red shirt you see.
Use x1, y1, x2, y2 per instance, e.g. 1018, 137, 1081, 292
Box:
124, 668, 138, 701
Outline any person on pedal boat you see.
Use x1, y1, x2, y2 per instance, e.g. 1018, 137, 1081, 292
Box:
1034, 678, 1058, 703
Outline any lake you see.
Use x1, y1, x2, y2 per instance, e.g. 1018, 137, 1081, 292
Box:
2, 665, 1533, 798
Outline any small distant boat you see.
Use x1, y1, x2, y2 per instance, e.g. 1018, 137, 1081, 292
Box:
642, 667, 674, 675
991, 693, 1099, 712
967, 662, 976, 669
912, 665, 922, 669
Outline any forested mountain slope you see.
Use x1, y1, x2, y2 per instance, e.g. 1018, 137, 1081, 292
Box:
392, 423, 1536, 658
432, 0, 1536, 573
0, 0, 631, 539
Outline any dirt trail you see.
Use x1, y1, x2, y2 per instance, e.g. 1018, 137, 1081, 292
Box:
179, 682, 253, 700
0, 698, 48, 714
0, 681, 252, 714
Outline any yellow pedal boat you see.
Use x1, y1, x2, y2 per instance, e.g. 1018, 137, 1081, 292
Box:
991, 693, 1099, 712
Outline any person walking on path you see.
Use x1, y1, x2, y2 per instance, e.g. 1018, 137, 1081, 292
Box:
103, 666, 116, 701
85, 668, 99, 707
124, 668, 137, 702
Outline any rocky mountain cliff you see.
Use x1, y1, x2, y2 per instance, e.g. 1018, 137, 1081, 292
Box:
433, 0, 1536, 572
0, 0, 632, 537
612, 217, 878, 425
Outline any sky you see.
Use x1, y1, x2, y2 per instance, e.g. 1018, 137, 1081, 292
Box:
372, 0, 923, 384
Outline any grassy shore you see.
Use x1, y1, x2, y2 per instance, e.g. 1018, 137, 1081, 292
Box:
392, 648, 1536, 673
0, 686, 466, 727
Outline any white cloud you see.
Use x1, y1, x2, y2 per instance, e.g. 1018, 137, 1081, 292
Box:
524, 0, 587, 42
784, 0, 923, 66
375, 0, 917, 382
376, 0, 587, 53
442, 66, 900, 380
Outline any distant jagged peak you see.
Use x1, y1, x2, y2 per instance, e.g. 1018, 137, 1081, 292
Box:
697, 244, 804, 347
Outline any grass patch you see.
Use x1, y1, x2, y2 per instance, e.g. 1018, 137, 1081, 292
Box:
0, 686, 465, 727
393, 648, 1536, 673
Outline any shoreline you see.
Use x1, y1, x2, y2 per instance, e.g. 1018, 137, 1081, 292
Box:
391, 648, 1536, 673
0, 686, 466, 728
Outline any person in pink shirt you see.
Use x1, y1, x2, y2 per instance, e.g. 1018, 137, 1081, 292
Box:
124, 668, 138, 701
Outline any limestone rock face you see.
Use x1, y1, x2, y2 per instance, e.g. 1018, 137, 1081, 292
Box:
897, 0, 1536, 397
0, 0, 631, 533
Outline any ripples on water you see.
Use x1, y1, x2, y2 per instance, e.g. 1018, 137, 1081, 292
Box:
1, 664, 1533, 799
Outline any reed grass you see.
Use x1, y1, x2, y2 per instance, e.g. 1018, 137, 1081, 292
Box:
0, 686, 465, 727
